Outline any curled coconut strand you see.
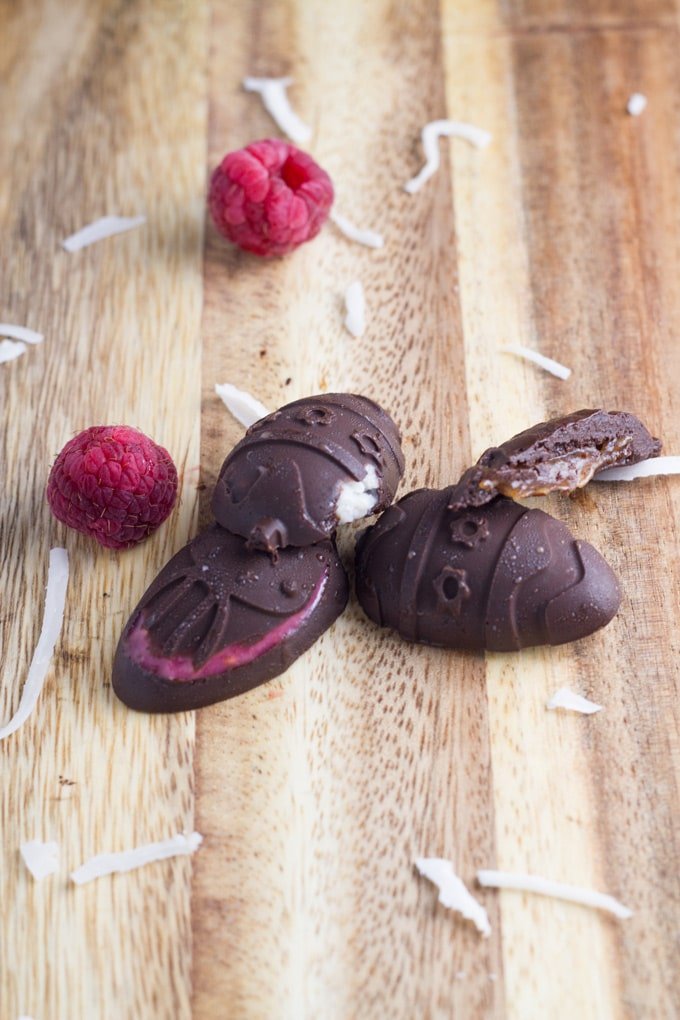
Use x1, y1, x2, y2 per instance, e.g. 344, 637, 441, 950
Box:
242, 77, 312, 145
404, 119, 492, 194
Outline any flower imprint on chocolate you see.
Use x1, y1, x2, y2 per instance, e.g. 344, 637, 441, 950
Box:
433, 566, 471, 617
351, 429, 385, 465
294, 405, 335, 426
449, 512, 489, 548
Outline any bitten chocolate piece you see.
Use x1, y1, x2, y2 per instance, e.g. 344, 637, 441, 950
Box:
355, 489, 621, 651
212, 393, 405, 553
113, 524, 349, 713
449, 409, 661, 512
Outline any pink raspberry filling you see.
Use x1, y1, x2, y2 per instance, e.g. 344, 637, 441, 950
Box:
125, 570, 328, 681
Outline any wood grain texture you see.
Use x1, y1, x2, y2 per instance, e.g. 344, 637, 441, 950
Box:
1, 1, 679, 1018
0, 2, 206, 1018
193, 2, 501, 1017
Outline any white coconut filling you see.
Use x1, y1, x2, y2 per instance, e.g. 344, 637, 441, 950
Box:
335, 463, 380, 524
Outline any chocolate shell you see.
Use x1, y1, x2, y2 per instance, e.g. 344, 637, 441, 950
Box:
355, 489, 621, 651
113, 525, 349, 713
211, 393, 405, 553
449, 409, 661, 512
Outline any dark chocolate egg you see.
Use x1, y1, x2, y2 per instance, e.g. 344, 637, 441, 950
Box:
113, 524, 349, 712
211, 393, 405, 553
355, 489, 621, 651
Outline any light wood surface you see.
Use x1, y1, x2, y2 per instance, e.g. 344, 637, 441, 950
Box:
1, 2, 678, 1018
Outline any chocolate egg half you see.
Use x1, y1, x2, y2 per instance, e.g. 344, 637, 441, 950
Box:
212, 393, 405, 553
113, 524, 349, 712
355, 489, 621, 651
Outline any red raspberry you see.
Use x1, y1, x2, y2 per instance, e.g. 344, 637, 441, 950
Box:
46, 426, 178, 550
208, 138, 334, 257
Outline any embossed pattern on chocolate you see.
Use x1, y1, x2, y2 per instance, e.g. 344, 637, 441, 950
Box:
113, 525, 349, 712
212, 393, 405, 553
355, 488, 621, 651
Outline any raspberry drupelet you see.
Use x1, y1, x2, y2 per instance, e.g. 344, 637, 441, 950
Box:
208, 139, 334, 257
46, 426, 178, 550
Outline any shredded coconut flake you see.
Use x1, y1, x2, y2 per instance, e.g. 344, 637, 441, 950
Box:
0, 339, 27, 364
547, 687, 602, 715
70, 831, 203, 885
627, 93, 647, 116
594, 456, 680, 482
344, 281, 365, 338
404, 119, 492, 194
0, 323, 43, 345
476, 869, 633, 920
62, 216, 146, 253
215, 383, 269, 428
502, 344, 572, 380
416, 858, 491, 937
20, 840, 60, 880
0, 548, 69, 742
242, 77, 312, 145
330, 211, 384, 249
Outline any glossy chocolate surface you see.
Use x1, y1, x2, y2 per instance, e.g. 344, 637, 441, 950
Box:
212, 393, 405, 553
448, 409, 661, 512
113, 525, 349, 712
355, 489, 621, 651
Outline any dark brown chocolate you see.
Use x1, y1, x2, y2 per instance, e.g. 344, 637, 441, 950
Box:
448, 409, 661, 512
211, 393, 405, 553
355, 488, 621, 651
112, 524, 349, 713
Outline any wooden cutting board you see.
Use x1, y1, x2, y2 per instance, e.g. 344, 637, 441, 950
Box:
1, 1, 678, 1017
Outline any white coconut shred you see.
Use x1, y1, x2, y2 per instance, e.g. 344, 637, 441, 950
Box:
20, 840, 60, 880
70, 832, 203, 885
215, 383, 270, 428
0, 340, 27, 364
0, 548, 69, 742
415, 858, 491, 937
343, 281, 365, 338
404, 119, 492, 194
594, 456, 680, 482
330, 211, 384, 249
62, 216, 146, 252
547, 687, 603, 715
242, 77, 312, 145
502, 344, 572, 380
0, 323, 44, 345
477, 869, 633, 919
